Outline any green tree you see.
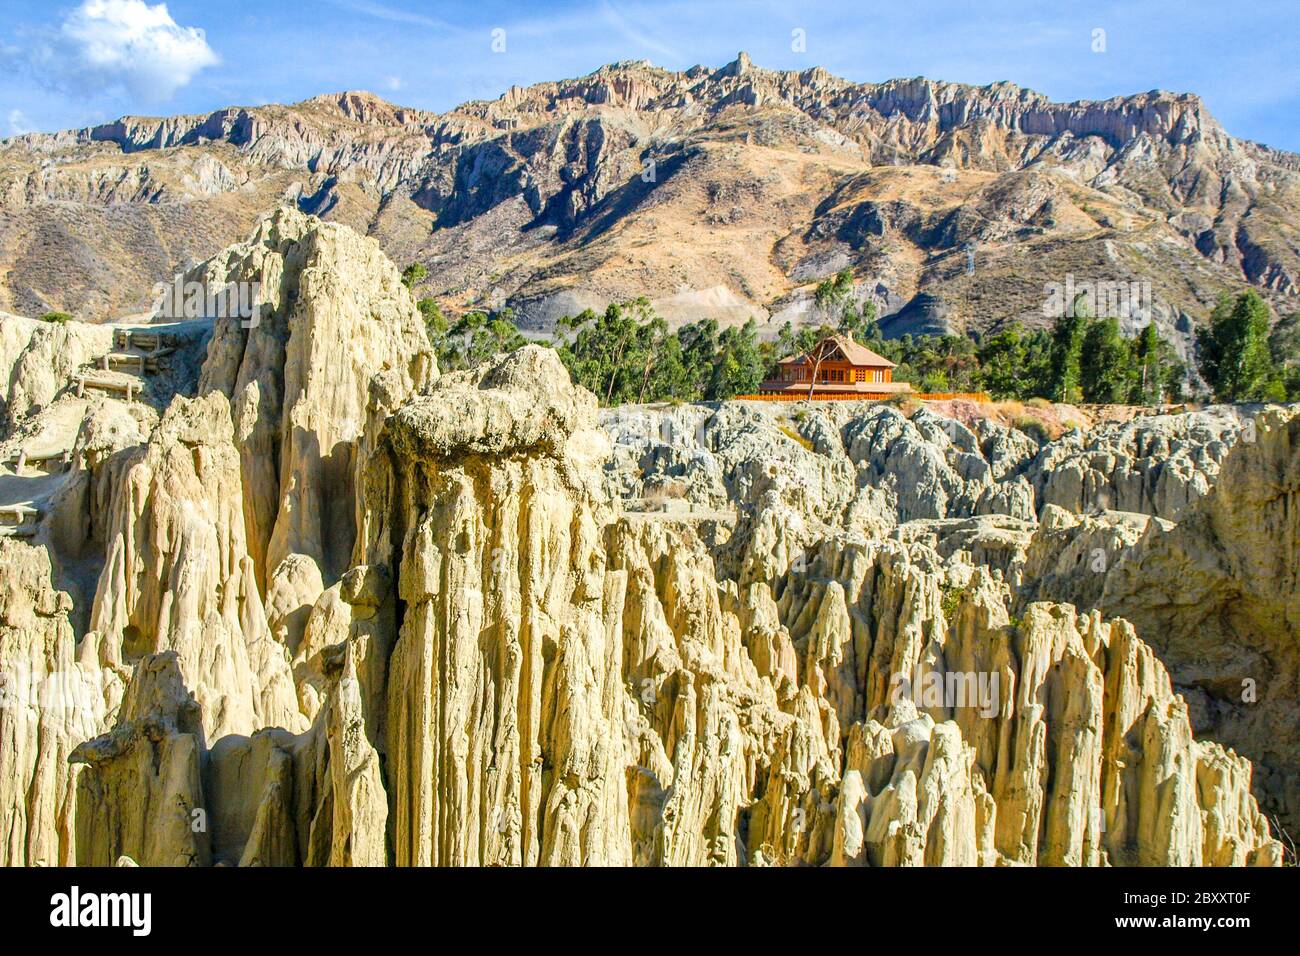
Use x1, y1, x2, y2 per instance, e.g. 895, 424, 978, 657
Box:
627, 307, 690, 403
977, 325, 1028, 399
708, 321, 767, 399
1128, 322, 1163, 405
839, 299, 880, 345
1047, 297, 1089, 403
416, 297, 450, 363
677, 319, 721, 399
401, 263, 428, 289
1197, 290, 1283, 402
1020, 329, 1055, 399
813, 268, 883, 345
435, 307, 526, 371
39, 311, 73, 324
795, 323, 838, 356
1160, 345, 1188, 403
556, 300, 648, 405
814, 268, 855, 320
1080, 317, 1129, 403
1268, 311, 1300, 401
773, 321, 799, 362
1125, 322, 1186, 406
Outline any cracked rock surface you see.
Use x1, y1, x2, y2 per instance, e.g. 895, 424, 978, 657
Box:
0, 213, 1290, 866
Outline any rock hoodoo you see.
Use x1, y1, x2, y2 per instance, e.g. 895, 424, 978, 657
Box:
0, 212, 1289, 866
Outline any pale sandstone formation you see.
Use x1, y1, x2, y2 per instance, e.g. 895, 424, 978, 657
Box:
1014, 506, 1166, 614
203, 638, 388, 868
194, 206, 434, 676
72, 626, 388, 868
772, 539, 1280, 866
893, 513, 1037, 579
84, 391, 302, 741
368, 347, 631, 865
0, 538, 120, 866
1030, 407, 1246, 520
0, 314, 114, 430
1102, 408, 1300, 832
0, 214, 1286, 868
70, 652, 209, 867
603, 400, 1249, 537
0, 210, 432, 865
350, 346, 1281, 866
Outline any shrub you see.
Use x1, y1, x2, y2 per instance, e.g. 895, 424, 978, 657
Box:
1012, 415, 1051, 444
644, 478, 688, 501
940, 585, 964, 621
39, 311, 73, 324
779, 425, 814, 452
401, 263, 428, 289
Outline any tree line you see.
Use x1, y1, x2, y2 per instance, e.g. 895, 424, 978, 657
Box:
403, 264, 1299, 407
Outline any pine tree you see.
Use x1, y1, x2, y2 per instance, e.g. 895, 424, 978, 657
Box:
709, 321, 766, 399
976, 325, 1027, 399
1080, 317, 1130, 403
1268, 311, 1300, 401
1128, 322, 1163, 404
1047, 296, 1089, 403
1197, 290, 1283, 402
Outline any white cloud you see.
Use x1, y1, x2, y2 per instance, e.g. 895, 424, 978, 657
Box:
7, 109, 33, 136
24, 0, 219, 103
384, 75, 404, 92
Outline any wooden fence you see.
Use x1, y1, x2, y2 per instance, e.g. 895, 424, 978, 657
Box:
733, 391, 991, 403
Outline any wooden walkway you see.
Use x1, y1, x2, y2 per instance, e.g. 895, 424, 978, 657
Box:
4, 448, 72, 474
113, 329, 178, 352
0, 503, 42, 537
75, 374, 142, 402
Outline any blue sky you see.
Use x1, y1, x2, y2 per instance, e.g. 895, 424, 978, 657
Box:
2, 0, 1299, 151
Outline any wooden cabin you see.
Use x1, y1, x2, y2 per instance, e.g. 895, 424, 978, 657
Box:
759, 334, 911, 398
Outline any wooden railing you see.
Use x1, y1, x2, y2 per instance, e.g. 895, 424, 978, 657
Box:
733, 391, 991, 403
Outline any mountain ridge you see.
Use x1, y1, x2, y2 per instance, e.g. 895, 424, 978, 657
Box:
2, 54, 1297, 349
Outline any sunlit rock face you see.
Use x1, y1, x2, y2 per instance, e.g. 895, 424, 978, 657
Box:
0, 213, 1288, 867
1102, 409, 1300, 834
366, 347, 631, 866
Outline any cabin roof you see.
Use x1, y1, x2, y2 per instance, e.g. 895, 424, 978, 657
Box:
777, 334, 897, 369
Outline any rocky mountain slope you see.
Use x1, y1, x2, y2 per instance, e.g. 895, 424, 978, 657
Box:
0, 210, 1292, 866
3, 55, 1298, 356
